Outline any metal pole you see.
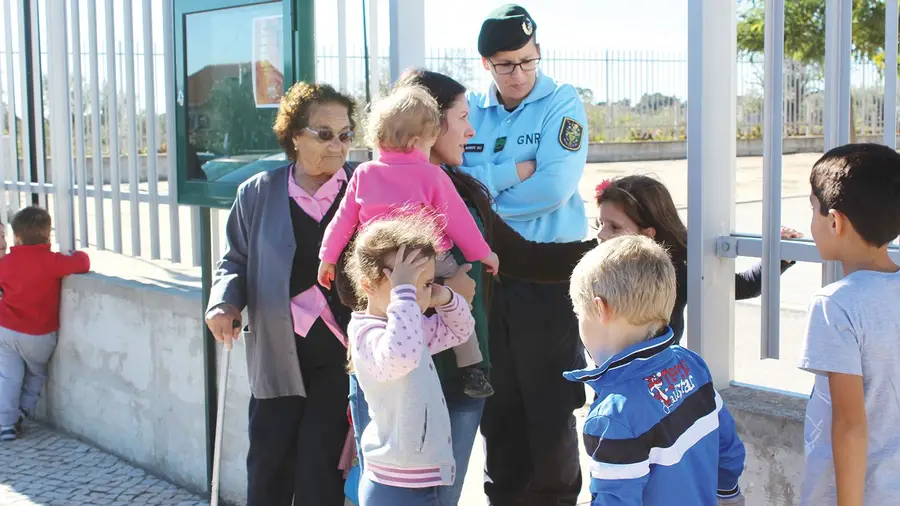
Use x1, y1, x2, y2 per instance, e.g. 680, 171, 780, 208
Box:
822, 0, 851, 285
199, 206, 218, 491
686, 0, 737, 387
337, 0, 348, 93
885, 0, 898, 150
761, 0, 784, 359
362, 0, 371, 105
123, 0, 141, 257
70, 0, 89, 249
46, 0, 74, 251
21, 0, 39, 206
163, 0, 181, 263
86, 0, 105, 250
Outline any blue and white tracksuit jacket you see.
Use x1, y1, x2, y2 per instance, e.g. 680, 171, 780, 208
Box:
563, 329, 746, 506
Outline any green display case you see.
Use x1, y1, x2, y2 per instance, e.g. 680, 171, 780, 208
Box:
174, 0, 315, 208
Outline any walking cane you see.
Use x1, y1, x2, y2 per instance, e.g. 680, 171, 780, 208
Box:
210, 320, 240, 506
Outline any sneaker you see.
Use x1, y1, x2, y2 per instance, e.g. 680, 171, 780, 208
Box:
462, 367, 495, 398
0, 425, 16, 442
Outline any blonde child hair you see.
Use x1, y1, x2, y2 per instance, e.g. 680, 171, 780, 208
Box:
365, 85, 442, 152
569, 235, 677, 337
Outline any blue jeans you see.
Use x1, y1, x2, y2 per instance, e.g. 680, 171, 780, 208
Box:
359, 475, 441, 506
349, 375, 485, 506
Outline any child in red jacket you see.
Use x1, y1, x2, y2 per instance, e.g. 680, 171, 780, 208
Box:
0, 206, 90, 441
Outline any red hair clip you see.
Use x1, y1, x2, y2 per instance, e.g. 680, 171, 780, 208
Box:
594, 179, 613, 199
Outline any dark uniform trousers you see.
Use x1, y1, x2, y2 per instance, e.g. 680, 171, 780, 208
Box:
245, 317, 349, 506
482, 278, 587, 506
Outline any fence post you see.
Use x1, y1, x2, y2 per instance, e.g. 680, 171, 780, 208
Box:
686, 0, 737, 387
46, 0, 75, 251
388, 0, 425, 83
822, 0, 851, 285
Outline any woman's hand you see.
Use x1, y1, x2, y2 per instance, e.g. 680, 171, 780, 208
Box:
318, 261, 336, 289
516, 160, 536, 182
384, 245, 429, 287
205, 303, 242, 350
781, 226, 803, 239
443, 263, 476, 304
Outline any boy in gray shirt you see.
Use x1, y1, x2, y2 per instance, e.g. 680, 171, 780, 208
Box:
799, 143, 900, 506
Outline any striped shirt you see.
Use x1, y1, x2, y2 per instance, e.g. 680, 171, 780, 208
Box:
564, 328, 746, 505
349, 285, 475, 488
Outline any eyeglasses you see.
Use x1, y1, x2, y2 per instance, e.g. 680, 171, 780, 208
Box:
488, 58, 541, 75
305, 127, 355, 143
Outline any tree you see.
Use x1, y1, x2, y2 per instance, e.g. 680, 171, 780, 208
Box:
737, 0, 897, 140
737, 0, 890, 65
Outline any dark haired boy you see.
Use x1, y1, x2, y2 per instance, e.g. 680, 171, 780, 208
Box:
799, 143, 900, 506
0, 206, 90, 441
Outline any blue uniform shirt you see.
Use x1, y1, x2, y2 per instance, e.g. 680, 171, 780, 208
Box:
462, 71, 589, 243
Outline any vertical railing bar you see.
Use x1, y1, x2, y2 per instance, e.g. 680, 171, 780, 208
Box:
70, 0, 89, 248
0, 37, 6, 219
761, 0, 784, 360
104, 0, 122, 253
162, 0, 180, 263
87, 0, 104, 250
884, 0, 898, 150
18, 0, 33, 208
122, 0, 140, 257
142, 0, 159, 259
337, 0, 348, 93
29, 0, 46, 209
47, 0, 74, 251
822, 0, 851, 285
3, 0, 17, 219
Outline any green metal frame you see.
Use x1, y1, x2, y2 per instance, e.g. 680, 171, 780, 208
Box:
173, 0, 315, 209
170, 1, 314, 498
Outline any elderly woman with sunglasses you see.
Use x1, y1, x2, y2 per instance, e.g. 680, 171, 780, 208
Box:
205, 82, 365, 506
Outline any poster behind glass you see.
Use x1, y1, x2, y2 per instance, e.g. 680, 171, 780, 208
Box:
184, 1, 287, 183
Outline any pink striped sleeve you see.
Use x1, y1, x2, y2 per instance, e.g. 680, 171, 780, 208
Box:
352, 285, 425, 381
431, 167, 492, 262
420, 290, 475, 355
320, 170, 363, 264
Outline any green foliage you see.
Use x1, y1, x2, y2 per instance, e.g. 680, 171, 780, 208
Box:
737, 0, 894, 67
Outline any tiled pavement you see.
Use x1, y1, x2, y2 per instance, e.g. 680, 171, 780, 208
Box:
0, 421, 206, 506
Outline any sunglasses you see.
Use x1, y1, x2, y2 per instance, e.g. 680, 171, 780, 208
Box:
305, 127, 355, 143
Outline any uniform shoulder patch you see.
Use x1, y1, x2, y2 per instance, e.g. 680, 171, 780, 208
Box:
558, 116, 584, 152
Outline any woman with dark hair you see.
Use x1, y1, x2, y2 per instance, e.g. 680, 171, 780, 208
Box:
346, 68, 593, 505
592, 175, 800, 343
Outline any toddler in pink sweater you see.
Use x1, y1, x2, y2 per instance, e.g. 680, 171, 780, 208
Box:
318, 84, 498, 398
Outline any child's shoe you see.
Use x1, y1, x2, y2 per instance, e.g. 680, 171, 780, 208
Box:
0, 425, 17, 442
462, 366, 495, 398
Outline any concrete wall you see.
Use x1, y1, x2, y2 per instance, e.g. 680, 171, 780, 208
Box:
33, 252, 251, 505
586, 134, 883, 163
35, 253, 809, 505
721, 386, 807, 506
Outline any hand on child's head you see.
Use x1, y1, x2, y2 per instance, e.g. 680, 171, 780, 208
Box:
384, 245, 430, 286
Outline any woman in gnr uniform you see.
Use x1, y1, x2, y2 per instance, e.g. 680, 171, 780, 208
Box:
461, 5, 589, 506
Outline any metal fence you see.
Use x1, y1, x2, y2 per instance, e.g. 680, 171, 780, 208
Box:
0, 0, 895, 266
317, 46, 894, 143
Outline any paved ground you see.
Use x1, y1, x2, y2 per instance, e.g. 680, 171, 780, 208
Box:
0, 422, 206, 505
0, 152, 856, 505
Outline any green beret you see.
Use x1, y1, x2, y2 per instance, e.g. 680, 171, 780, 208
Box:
477, 4, 537, 57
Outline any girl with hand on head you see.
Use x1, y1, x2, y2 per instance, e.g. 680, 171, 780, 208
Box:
344, 214, 475, 506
